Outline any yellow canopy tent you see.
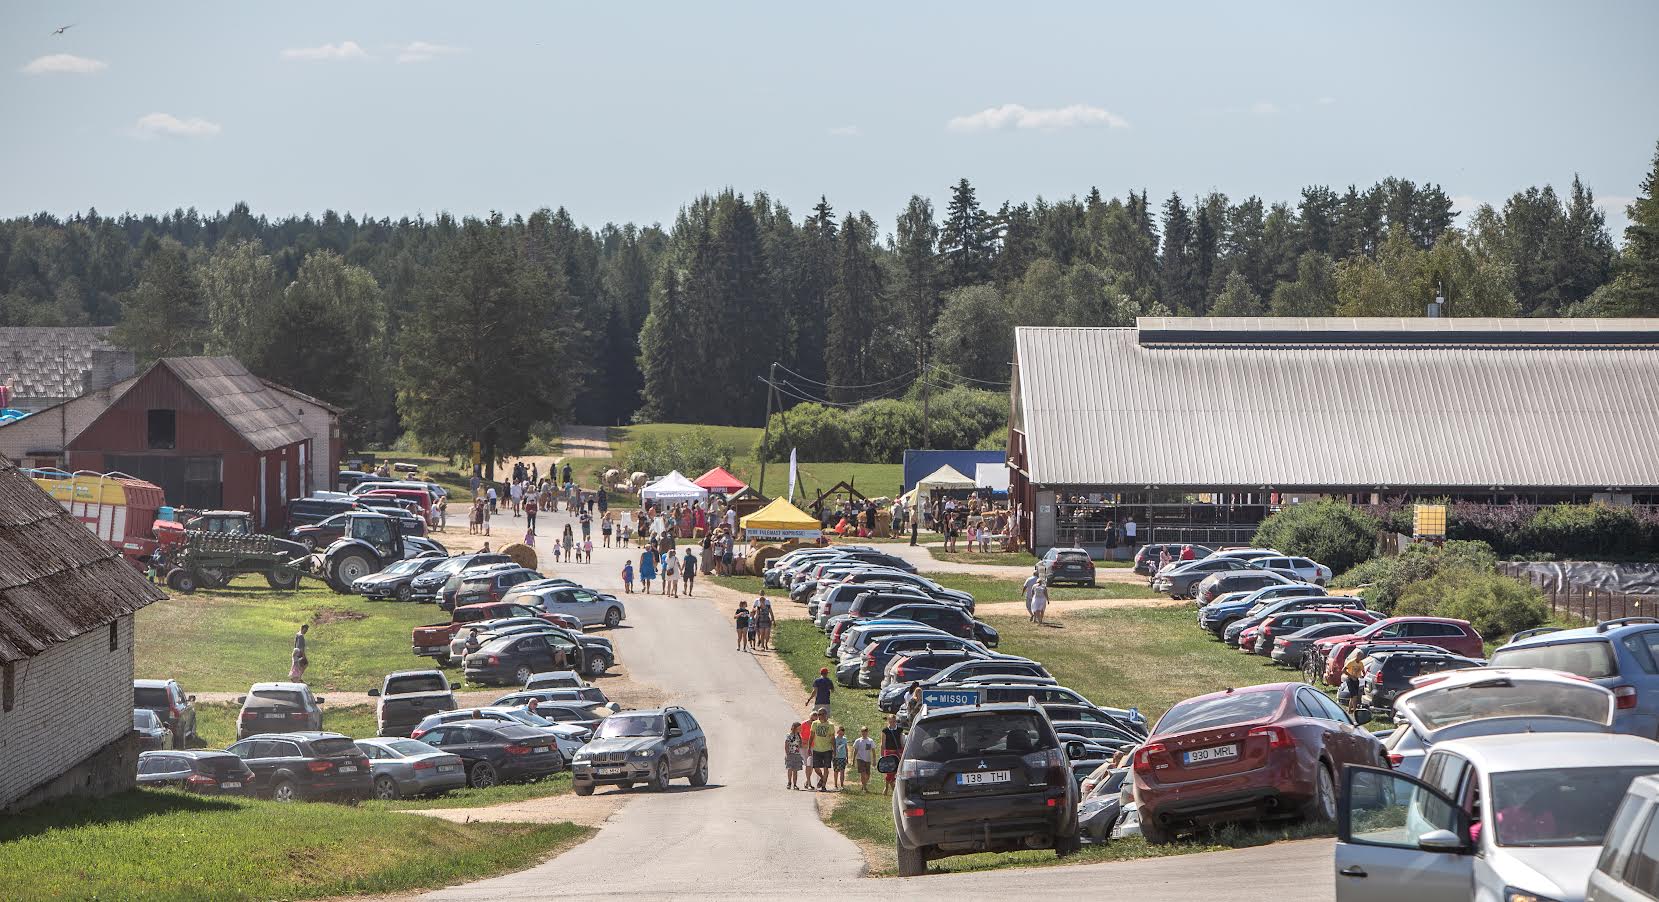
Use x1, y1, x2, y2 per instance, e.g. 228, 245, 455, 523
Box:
740, 497, 822, 540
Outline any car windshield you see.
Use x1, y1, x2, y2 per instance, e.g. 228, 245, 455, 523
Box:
1402, 678, 1612, 730
383, 739, 438, 756
1490, 766, 1659, 847
133, 709, 160, 728
134, 687, 169, 707
597, 714, 664, 738
251, 689, 307, 706
1157, 691, 1284, 734
381, 559, 425, 575
504, 710, 555, 727
1489, 640, 1619, 679
385, 674, 449, 694
909, 712, 1053, 761
310, 737, 357, 756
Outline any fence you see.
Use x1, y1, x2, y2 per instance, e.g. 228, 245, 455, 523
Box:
1146, 526, 1261, 548
1498, 562, 1657, 624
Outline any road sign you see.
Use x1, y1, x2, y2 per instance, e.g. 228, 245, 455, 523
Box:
921, 688, 980, 709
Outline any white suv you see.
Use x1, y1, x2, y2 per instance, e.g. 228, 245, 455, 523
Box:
1336, 732, 1659, 902
1588, 774, 1659, 900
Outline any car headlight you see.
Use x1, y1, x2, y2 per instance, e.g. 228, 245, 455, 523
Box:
632, 749, 656, 758
1503, 890, 1563, 902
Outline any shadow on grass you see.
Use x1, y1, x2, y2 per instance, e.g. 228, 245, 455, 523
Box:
0, 789, 241, 843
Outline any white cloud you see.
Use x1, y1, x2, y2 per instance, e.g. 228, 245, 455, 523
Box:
827, 125, 861, 137
947, 103, 1129, 132
1249, 101, 1280, 115
133, 112, 221, 138
21, 53, 107, 75
280, 41, 369, 62
397, 41, 465, 63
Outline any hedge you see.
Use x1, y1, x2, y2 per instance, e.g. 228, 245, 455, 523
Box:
1251, 500, 1379, 576
755, 387, 1004, 463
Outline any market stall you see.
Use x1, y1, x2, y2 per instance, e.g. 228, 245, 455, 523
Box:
639, 470, 709, 504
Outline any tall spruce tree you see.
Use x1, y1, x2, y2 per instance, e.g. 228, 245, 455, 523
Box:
824, 212, 885, 400
1159, 193, 1196, 312
939, 178, 995, 290
895, 195, 940, 382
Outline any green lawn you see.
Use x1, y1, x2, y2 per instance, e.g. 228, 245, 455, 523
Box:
771, 604, 1322, 874
361, 772, 573, 811
134, 577, 476, 693
0, 789, 588, 901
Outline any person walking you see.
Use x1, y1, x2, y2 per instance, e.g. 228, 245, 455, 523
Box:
798, 719, 815, 789
639, 547, 656, 594
487, 484, 498, 515
661, 547, 679, 596
832, 725, 849, 790
851, 726, 875, 792
1030, 578, 1050, 626
601, 510, 613, 548
582, 537, 593, 563
289, 623, 310, 682
1023, 567, 1040, 618
682, 547, 697, 596
579, 509, 592, 542
808, 666, 834, 713
735, 601, 752, 652
753, 593, 774, 650
562, 524, 575, 563
524, 494, 537, 532
621, 559, 635, 594
880, 714, 904, 796
785, 723, 804, 790
809, 708, 836, 791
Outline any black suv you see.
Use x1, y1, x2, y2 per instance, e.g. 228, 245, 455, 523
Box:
138, 749, 257, 796
409, 553, 512, 603
417, 719, 566, 788
134, 678, 198, 748
226, 732, 373, 802
889, 702, 1081, 876
571, 707, 709, 795
1359, 650, 1484, 711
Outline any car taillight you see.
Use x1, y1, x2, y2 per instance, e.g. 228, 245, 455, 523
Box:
1275, 639, 1288, 647
239, 710, 257, 721
505, 744, 531, 755
1374, 671, 1386, 685
487, 655, 500, 666
1248, 725, 1294, 750
1616, 685, 1638, 710
412, 759, 436, 770
1132, 742, 1170, 773
307, 760, 333, 773
1387, 753, 1404, 767
410, 729, 428, 739
185, 773, 216, 786
894, 661, 906, 679
903, 806, 926, 818
864, 651, 876, 668
290, 712, 307, 720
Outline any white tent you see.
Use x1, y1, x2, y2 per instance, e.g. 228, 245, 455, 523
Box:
639, 470, 709, 503
915, 465, 976, 495
974, 462, 1010, 493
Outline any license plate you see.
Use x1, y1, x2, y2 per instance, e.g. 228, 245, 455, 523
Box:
220, 781, 242, 789
438, 765, 461, 774
1183, 744, 1239, 765
263, 713, 285, 719
956, 770, 1012, 786
532, 747, 549, 754
337, 765, 358, 773
597, 766, 624, 775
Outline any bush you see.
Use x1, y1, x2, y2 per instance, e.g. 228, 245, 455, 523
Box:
1523, 503, 1651, 560
975, 425, 1009, 452
1251, 500, 1379, 576
1393, 568, 1549, 641
619, 429, 733, 477
754, 387, 1004, 463
1339, 540, 1499, 614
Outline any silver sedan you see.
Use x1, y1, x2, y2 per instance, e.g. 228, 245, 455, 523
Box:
355, 737, 469, 800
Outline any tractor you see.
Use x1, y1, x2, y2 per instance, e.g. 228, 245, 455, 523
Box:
320, 511, 432, 593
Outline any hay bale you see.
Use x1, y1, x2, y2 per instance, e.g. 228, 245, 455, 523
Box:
501, 542, 538, 571
750, 544, 787, 572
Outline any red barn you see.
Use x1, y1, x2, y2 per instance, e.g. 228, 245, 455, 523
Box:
67, 357, 311, 532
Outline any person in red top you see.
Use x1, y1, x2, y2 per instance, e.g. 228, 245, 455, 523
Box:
1179, 544, 1196, 561
524, 495, 538, 532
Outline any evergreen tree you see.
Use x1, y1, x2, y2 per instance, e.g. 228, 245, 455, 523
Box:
1299, 186, 1338, 255
111, 237, 204, 362
939, 178, 994, 289
1270, 252, 1339, 316
824, 212, 885, 400
1193, 201, 1221, 308
895, 195, 940, 380
992, 202, 1039, 285
1582, 141, 1659, 316
1159, 193, 1197, 311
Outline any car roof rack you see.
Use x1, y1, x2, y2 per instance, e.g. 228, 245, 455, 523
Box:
1508, 626, 1563, 642
1598, 617, 1659, 633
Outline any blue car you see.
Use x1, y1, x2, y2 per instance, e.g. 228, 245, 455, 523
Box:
1196, 583, 1328, 635
1489, 617, 1659, 738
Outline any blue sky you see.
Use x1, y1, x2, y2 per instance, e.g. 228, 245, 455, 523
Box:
4, 1, 1656, 238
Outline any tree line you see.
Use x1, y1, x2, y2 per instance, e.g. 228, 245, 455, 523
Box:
1, 141, 1654, 464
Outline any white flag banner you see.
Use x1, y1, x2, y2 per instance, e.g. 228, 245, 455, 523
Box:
787, 448, 798, 502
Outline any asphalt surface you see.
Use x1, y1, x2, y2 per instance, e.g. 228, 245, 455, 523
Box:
423, 503, 1337, 901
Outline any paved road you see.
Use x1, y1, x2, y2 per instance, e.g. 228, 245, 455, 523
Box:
423, 504, 1336, 901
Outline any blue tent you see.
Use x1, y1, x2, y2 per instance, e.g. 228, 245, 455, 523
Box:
901, 450, 1005, 494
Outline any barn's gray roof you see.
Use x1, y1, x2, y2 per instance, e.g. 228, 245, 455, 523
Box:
1013, 319, 1659, 489
0, 327, 132, 402
0, 459, 165, 664
160, 358, 311, 452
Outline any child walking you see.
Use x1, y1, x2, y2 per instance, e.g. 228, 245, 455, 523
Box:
622, 560, 634, 593
832, 725, 849, 790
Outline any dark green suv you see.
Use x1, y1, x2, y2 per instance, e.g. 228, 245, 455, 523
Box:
570, 706, 709, 795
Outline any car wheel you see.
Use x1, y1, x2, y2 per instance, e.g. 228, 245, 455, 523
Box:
1055, 830, 1082, 857
396, 584, 413, 602
585, 653, 610, 677
374, 775, 399, 800
299, 536, 316, 552
651, 761, 671, 792
469, 761, 497, 789
1303, 763, 1337, 825
896, 842, 928, 877
1138, 814, 1172, 844
689, 753, 709, 786
604, 608, 621, 628
574, 782, 594, 796
270, 779, 297, 802
513, 664, 533, 685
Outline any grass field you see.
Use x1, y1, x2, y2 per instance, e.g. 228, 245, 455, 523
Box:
134, 577, 475, 693
0, 789, 587, 901
771, 604, 1325, 874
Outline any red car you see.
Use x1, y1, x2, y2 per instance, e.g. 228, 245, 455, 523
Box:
1248, 609, 1381, 656
1313, 617, 1481, 685
1131, 682, 1387, 843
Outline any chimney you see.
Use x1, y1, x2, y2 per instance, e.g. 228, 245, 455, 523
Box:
1426, 280, 1444, 318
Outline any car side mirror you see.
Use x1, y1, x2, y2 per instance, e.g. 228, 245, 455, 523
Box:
1066, 740, 1087, 760
315, 696, 327, 705
667, 727, 683, 737
367, 688, 381, 697
1417, 828, 1467, 853
450, 682, 461, 690
234, 695, 246, 705
876, 755, 899, 774
187, 695, 197, 702
1352, 709, 1372, 726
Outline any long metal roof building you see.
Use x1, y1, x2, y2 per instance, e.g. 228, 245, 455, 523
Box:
1011, 318, 1659, 491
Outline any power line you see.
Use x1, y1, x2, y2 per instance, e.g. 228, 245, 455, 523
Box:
770, 361, 920, 392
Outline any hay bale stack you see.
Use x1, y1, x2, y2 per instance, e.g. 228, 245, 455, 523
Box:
501, 543, 538, 571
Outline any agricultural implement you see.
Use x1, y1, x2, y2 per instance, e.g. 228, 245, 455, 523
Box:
161, 530, 313, 593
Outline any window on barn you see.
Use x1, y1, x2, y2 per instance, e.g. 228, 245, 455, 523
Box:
3, 662, 13, 712
110, 622, 119, 651
147, 409, 177, 450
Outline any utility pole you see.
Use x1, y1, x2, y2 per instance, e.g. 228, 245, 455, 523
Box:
920, 361, 930, 448
757, 362, 777, 497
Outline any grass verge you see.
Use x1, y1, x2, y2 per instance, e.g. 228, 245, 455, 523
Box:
362, 772, 574, 810
0, 789, 588, 901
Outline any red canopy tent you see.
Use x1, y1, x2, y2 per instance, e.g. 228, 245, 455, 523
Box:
694, 466, 748, 495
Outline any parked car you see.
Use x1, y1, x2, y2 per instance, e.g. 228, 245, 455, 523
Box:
408, 553, 514, 603
354, 737, 468, 800
857, 633, 988, 688
570, 707, 709, 795
226, 731, 373, 801
289, 511, 354, 550
1335, 733, 1659, 902
464, 630, 584, 686
1323, 640, 1453, 694
1312, 617, 1484, 684
1358, 650, 1485, 712
1271, 621, 1367, 668
132, 709, 170, 751
1225, 600, 1373, 648
1381, 667, 1616, 777
1247, 554, 1333, 586
874, 602, 999, 646
1152, 556, 1258, 598
1587, 773, 1659, 901
452, 565, 544, 608
1489, 617, 1659, 739
410, 707, 591, 760
829, 570, 975, 613
352, 555, 446, 601
877, 656, 1053, 713
1132, 682, 1387, 843
510, 584, 627, 629
495, 687, 614, 710
133, 678, 197, 748
1249, 610, 1367, 655
287, 496, 363, 530
1194, 569, 1298, 606
137, 749, 257, 796
453, 621, 615, 678
234, 682, 325, 740
889, 700, 1082, 875
1134, 543, 1214, 576
882, 649, 991, 689
415, 720, 567, 787
1198, 584, 1329, 634
369, 669, 458, 737
816, 584, 935, 627
1038, 547, 1096, 587
445, 615, 583, 664
412, 599, 570, 659
1078, 766, 1132, 843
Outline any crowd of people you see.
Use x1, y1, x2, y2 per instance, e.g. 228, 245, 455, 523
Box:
783, 667, 905, 793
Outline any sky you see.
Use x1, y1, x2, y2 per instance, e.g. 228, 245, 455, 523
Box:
4, 1, 1657, 239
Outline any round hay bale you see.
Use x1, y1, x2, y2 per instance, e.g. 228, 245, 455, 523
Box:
751, 544, 786, 572
501, 542, 538, 571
